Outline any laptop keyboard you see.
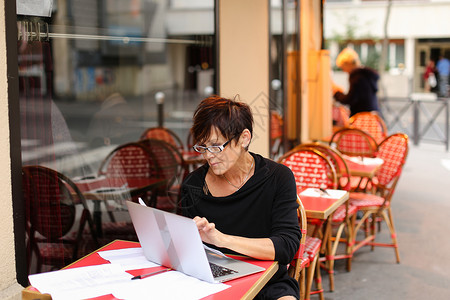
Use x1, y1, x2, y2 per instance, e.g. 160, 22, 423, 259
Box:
209, 262, 238, 278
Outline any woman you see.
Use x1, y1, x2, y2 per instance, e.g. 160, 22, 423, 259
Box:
423, 60, 436, 92
180, 95, 301, 300
332, 47, 380, 117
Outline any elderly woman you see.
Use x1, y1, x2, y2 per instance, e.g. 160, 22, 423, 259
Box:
332, 47, 380, 117
180, 95, 301, 300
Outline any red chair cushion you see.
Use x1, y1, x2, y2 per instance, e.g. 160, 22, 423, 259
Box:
349, 192, 386, 208
332, 204, 358, 222
304, 236, 322, 260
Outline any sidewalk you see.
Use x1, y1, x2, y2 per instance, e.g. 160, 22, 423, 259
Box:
321, 142, 450, 299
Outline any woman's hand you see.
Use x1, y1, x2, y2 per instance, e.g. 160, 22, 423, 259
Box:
193, 216, 224, 247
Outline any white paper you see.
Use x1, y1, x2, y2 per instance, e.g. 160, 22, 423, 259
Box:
28, 264, 131, 300
343, 155, 384, 166
112, 270, 230, 300
300, 188, 347, 199
98, 247, 159, 270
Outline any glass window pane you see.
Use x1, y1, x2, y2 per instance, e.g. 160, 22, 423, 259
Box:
18, 0, 215, 274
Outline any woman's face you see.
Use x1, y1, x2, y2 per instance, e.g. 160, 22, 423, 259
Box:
201, 127, 244, 175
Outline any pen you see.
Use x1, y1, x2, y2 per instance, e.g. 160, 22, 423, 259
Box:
131, 268, 172, 280
319, 188, 330, 196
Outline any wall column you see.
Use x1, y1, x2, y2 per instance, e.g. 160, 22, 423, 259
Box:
219, 0, 269, 156
0, 0, 25, 298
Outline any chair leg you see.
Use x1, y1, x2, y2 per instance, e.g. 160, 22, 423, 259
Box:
306, 253, 324, 300
305, 254, 322, 300
299, 267, 306, 300
346, 213, 356, 271
383, 208, 400, 263
351, 210, 375, 254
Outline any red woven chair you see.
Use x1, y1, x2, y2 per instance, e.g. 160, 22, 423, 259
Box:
349, 111, 388, 144
332, 104, 350, 131
97, 142, 162, 242
297, 143, 358, 272
138, 138, 183, 213
330, 127, 379, 191
289, 197, 324, 300
330, 127, 378, 158
349, 133, 409, 263
278, 148, 337, 192
140, 127, 184, 152
22, 165, 98, 274
278, 148, 339, 291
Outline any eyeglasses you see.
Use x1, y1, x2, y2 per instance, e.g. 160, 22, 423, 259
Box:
193, 139, 231, 154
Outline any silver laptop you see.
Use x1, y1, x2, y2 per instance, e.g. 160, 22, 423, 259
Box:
126, 201, 265, 283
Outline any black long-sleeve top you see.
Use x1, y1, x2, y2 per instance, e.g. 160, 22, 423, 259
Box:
334, 67, 380, 117
180, 152, 301, 298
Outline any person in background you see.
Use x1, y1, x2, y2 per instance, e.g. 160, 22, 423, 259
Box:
181, 95, 301, 300
423, 59, 437, 93
332, 47, 380, 117
436, 54, 450, 97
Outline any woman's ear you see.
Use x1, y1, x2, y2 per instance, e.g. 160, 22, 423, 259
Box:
240, 129, 252, 148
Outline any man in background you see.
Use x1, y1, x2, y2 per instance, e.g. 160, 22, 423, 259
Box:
436, 54, 450, 97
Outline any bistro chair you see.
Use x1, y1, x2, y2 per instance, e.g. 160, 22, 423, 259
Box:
138, 138, 182, 213
96, 142, 162, 242
330, 127, 379, 158
278, 148, 340, 291
278, 148, 338, 192
330, 127, 379, 191
349, 111, 388, 143
289, 196, 324, 300
140, 127, 185, 152
297, 142, 357, 272
332, 104, 350, 132
348, 133, 409, 263
22, 165, 98, 274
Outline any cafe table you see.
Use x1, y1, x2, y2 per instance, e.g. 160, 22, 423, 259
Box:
74, 176, 167, 237
343, 155, 384, 178
342, 155, 384, 192
22, 240, 278, 300
298, 188, 349, 292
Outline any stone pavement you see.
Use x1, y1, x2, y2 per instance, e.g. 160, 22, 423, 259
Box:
319, 143, 450, 299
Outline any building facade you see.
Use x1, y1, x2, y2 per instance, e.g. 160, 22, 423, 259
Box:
324, 0, 450, 95
1, 1, 327, 298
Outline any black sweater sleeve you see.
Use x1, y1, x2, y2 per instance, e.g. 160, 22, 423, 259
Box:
268, 164, 301, 265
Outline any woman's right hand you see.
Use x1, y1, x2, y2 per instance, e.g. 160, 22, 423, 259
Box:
193, 216, 224, 247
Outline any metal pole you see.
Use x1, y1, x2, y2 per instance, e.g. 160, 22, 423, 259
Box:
446, 99, 449, 151
155, 92, 165, 127
413, 99, 419, 146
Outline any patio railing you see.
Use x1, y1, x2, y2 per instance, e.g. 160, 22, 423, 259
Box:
380, 94, 449, 151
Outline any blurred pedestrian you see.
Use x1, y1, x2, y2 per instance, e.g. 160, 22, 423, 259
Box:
423, 59, 437, 92
436, 54, 450, 97
332, 48, 380, 117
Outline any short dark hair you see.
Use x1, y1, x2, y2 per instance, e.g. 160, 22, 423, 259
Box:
191, 95, 253, 145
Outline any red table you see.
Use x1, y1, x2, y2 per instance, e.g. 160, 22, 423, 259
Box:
23, 240, 278, 300
74, 177, 167, 237
343, 156, 383, 178
75, 177, 167, 200
299, 189, 349, 292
